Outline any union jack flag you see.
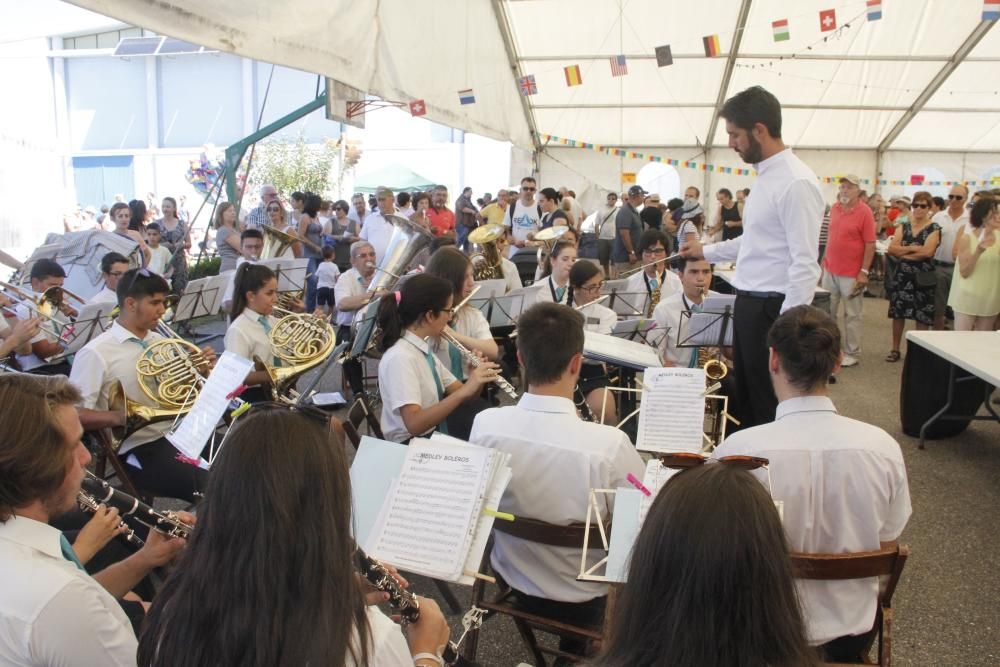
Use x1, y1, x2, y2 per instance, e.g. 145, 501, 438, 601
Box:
610, 55, 628, 77
519, 74, 537, 96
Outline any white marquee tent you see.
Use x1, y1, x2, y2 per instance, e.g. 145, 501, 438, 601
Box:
66, 0, 1000, 201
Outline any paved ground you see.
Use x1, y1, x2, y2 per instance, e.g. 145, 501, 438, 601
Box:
181, 298, 999, 666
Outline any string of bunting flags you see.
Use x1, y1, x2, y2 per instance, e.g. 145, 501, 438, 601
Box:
537, 133, 1000, 188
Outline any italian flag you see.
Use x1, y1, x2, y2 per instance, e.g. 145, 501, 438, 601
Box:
772, 19, 790, 42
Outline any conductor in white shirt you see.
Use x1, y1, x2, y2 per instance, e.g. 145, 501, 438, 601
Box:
681, 86, 824, 428
470, 302, 644, 660
713, 305, 910, 663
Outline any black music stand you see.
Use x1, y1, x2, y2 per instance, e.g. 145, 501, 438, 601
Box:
172, 275, 228, 343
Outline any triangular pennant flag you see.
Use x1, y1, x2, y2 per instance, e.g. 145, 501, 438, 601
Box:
655, 45, 674, 67
458, 89, 475, 105
409, 99, 426, 117
866, 0, 883, 21
703, 34, 721, 57
564, 65, 583, 87
610, 55, 628, 77
819, 8, 837, 32
519, 74, 537, 96
772, 19, 790, 42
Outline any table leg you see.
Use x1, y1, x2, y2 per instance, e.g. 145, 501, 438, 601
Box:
919, 364, 957, 450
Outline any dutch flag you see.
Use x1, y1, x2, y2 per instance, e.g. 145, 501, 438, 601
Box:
985, 1, 1000, 21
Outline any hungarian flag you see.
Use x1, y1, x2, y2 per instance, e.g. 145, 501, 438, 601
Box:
703, 34, 721, 57
408, 99, 426, 117
820, 8, 837, 32
866, 0, 883, 21
772, 19, 790, 42
564, 65, 583, 87
519, 74, 537, 96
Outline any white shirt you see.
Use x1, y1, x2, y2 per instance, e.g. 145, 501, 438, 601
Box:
931, 209, 970, 263
625, 268, 682, 308
499, 258, 522, 292
315, 261, 341, 290
576, 300, 617, 335
348, 208, 370, 228
219, 258, 246, 314
13, 303, 64, 372
713, 396, 911, 645
147, 245, 172, 275
345, 606, 412, 667
377, 330, 457, 443
702, 149, 824, 311
532, 275, 570, 306
0, 515, 136, 666
470, 393, 645, 602
225, 308, 281, 367
432, 306, 491, 380
595, 206, 619, 240
359, 212, 395, 263
334, 268, 371, 327
505, 199, 541, 252
89, 285, 118, 306
70, 321, 171, 455
652, 289, 719, 365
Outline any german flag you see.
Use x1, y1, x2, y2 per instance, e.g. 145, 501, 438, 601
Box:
564, 64, 583, 87
703, 34, 721, 57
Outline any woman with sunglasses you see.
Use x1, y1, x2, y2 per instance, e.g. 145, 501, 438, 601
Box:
594, 462, 818, 667
567, 260, 619, 424
533, 239, 576, 306
138, 407, 451, 666
884, 190, 941, 362
330, 199, 361, 272
214, 202, 242, 273
375, 273, 500, 443
265, 200, 299, 259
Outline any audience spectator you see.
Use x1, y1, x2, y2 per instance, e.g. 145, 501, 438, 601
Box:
454, 186, 481, 251
930, 185, 971, 330
298, 193, 325, 311
244, 184, 278, 230
949, 197, 1000, 331
538, 188, 568, 229
479, 189, 509, 228
612, 185, 644, 276
396, 191, 414, 218
427, 185, 456, 239
359, 187, 397, 264
348, 193, 370, 228
329, 200, 360, 272
640, 194, 663, 231
505, 177, 543, 257
155, 196, 191, 294
560, 196, 578, 229
214, 202, 242, 273
715, 188, 743, 241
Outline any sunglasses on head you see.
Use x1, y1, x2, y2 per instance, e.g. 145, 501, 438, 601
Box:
120, 268, 152, 300
251, 400, 334, 425
659, 451, 773, 495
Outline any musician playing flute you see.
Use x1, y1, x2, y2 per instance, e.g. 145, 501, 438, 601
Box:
624, 230, 682, 317
0, 373, 191, 666
71, 269, 216, 502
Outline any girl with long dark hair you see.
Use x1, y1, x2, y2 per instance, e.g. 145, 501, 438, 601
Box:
137, 408, 451, 666
534, 239, 577, 305
375, 273, 500, 443
567, 260, 618, 424
111, 201, 151, 265
595, 463, 818, 667
299, 192, 325, 311
224, 263, 282, 400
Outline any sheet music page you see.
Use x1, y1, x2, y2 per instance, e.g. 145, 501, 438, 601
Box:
367, 439, 493, 581
166, 352, 252, 461
637, 459, 681, 525
459, 457, 512, 585
635, 366, 706, 453
583, 331, 662, 370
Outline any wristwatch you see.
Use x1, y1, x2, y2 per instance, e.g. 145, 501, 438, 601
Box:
860, 269, 869, 275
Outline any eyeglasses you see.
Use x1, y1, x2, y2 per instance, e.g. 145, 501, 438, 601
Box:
522, 186, 536, 192
911, 202, 929, 209
642, 247, 667, 256
577, 281, 605, 293
948, 194, 966, 201
266, 206, 282, 212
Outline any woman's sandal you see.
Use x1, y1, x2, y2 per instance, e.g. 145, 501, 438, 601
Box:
885, 350, 901, 362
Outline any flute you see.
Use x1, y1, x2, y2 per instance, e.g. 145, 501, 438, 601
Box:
439, 329, 518, 401
76, 490, 145, 547
81, 472, 193, 540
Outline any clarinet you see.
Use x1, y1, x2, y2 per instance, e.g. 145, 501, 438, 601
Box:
77, 490, 145, 547
356, 548, 470, 666
81, 472, 193, 540
439, 330, 518, 401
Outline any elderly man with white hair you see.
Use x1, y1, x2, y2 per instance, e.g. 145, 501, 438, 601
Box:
243, 184, 278, 229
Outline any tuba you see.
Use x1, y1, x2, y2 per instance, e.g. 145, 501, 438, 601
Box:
259, 224, 301, 259
255, 309, 337, 399
468, 224, 505, 280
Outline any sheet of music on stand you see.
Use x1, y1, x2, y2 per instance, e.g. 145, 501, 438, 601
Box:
166, 352, 252, 463
351, 434, 511, 584
635, 367, 706, 454
61, 302, 115, 354
683, 295, 736, 347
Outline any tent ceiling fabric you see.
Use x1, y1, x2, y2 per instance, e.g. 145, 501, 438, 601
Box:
65, 0, 999, 152
64, 0, 534, 148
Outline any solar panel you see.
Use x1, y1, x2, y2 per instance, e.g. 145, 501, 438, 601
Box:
112, 37, 163, 57
157, 38, 203, 55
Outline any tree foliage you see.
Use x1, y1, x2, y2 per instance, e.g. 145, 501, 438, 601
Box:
246, 133, 339, 200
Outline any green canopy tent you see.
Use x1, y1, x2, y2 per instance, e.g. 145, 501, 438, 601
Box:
353, 164, 438, 194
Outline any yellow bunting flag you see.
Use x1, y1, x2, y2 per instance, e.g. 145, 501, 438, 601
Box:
564, 64, 583, 87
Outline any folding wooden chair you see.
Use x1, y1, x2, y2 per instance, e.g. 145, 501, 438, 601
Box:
342, 394, 384, 450
791, 543, 909, 666
88, 428, 143, 499
462, 517, 608, 666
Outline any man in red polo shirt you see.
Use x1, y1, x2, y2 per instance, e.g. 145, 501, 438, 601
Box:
426, 185, 456, 239
821, 174, 876, 368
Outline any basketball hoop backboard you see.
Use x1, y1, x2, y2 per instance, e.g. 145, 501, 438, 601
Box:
325, 79, 366, 129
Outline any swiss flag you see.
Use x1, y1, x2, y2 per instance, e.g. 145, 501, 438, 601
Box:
409, 99, 427, 117
820, 8, 837, 32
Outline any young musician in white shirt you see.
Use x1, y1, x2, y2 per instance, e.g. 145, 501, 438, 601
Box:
713, 305, 911, 662
224, 263, 282, 402
0, 374, 190, 666
469, 302, 645, 660
71, 269, 216, 502
90, 252, 130, 305
532, 239, 576, 306
652, 257, 718, 366
375, 273, 499, 443
624, 229, 682, 316
567, 260, 619, 424
220, 228, 266, 314
13, 259, 73, 375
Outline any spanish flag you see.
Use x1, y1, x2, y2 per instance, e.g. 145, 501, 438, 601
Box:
703, 34, 721, 57
564, 64, 583, 87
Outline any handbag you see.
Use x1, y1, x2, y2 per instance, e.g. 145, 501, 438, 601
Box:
915, 270, 937, 289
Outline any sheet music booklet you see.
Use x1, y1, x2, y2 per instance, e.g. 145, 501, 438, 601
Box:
635, 366, 706, 454
583, 330, 662, 371
352, 434, 512, 584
